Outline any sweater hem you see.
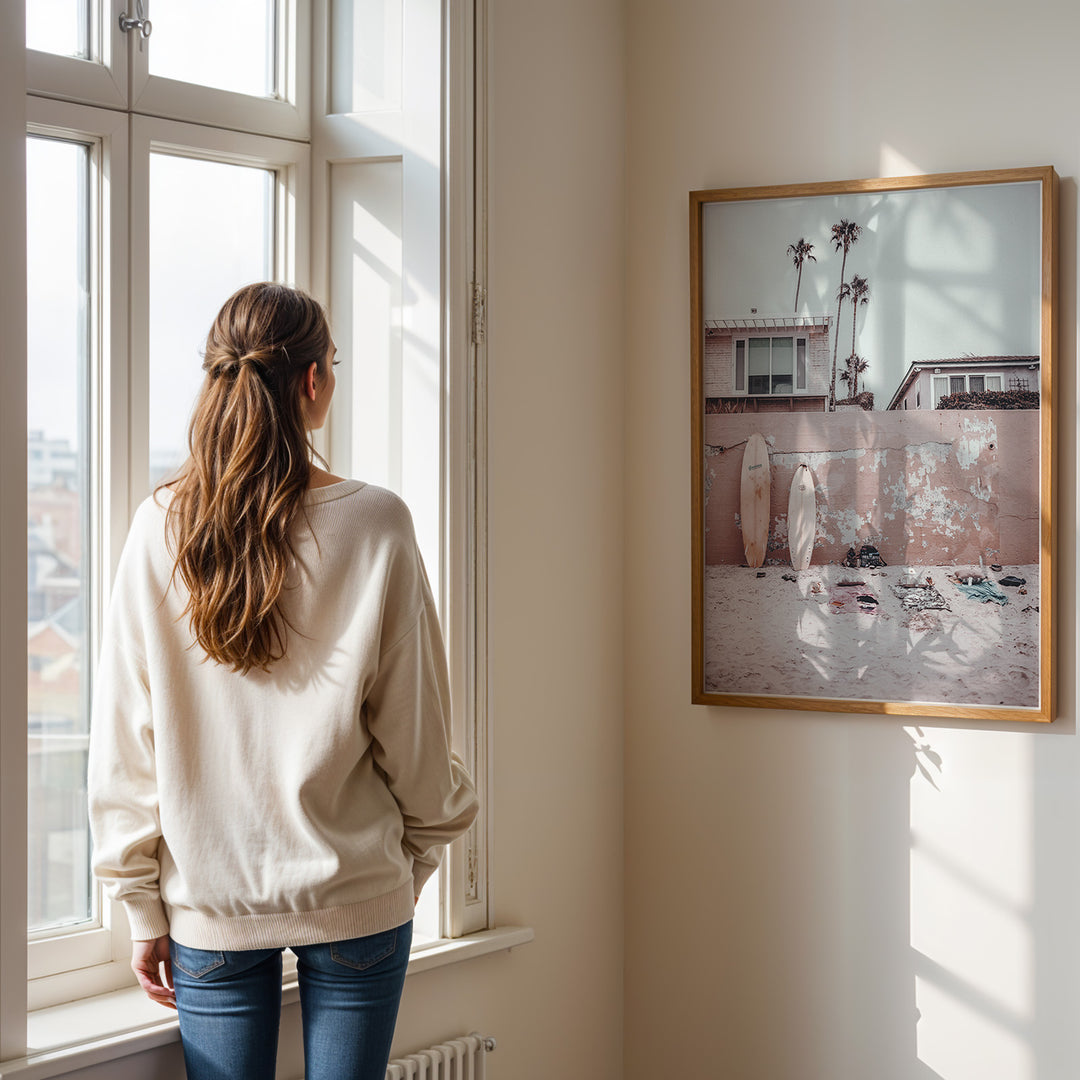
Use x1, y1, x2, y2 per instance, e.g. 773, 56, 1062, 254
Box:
166, 880, 417, 950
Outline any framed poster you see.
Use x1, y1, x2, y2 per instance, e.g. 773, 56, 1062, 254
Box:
690, 167, 1057, 721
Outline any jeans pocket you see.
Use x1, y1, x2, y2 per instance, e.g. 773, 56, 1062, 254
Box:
170, 942, 226, 979
328, 927, 400, 971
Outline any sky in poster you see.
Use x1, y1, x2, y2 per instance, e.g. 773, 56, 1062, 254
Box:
701, 181, 1042, 405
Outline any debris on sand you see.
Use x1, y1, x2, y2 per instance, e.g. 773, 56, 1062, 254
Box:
828, 582, 881, 616
951, 577, 1008, 606
842, 544, 887, 569
998, 575, 1027, 588
892, 580, 950, 612
782, 573, 798, 583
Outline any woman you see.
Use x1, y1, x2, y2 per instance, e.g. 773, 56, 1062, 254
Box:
88, 283, 478, 1080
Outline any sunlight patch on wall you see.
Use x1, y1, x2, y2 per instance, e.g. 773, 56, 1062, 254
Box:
880, 144, 925, 179
910, 730, 1034, 1079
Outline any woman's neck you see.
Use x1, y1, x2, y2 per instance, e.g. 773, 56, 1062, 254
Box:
308, 465, 346, 489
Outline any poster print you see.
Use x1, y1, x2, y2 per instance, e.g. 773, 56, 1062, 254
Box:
690, 168, 1057, 721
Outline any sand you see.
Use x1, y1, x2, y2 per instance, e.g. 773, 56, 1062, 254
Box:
703, 562, 1040, 709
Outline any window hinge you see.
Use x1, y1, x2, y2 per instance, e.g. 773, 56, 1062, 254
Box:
471, 282, 487, 345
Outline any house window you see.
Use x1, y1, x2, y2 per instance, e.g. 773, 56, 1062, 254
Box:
736, 335, 804, 395
933, 372, 1006, 406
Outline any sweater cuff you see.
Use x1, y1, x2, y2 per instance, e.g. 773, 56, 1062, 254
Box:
124, 897, 170, 941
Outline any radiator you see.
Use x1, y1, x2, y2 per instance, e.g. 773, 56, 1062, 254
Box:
385, 1033, 496, 1080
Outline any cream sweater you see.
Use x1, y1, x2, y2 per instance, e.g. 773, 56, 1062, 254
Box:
88, 480, 478, 950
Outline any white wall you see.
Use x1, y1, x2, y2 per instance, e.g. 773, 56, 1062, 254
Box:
624, 2, 1078, 1078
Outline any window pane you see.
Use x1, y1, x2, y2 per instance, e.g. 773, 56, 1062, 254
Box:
933, 377, 948, 407
26, 136, 93, 933
734, 340, 745, 392
26, 0, 89, 58
987, 375, 1003, 391
747, 338, 770, 395
771, 336, 793, 394
149, 155, 274, 487
950, 376, 965, 394
969, 375, 985, 393
149, 0, 277, 99
795, 338, 806, 390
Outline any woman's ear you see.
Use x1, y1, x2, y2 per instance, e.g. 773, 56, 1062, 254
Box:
303, 361, 319, 402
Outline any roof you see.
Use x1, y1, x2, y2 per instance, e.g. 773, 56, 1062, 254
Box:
886, 355, 1039, 410
705, 314, 831, 332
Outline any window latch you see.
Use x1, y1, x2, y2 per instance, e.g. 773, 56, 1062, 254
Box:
119, 0, 152, 38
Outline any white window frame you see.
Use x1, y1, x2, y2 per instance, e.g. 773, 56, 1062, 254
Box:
26, 0, 128, 111
932, 371, 1006, 407
24, 97, 130, 1003
130, 0, 310, 141
733, 335, 808, 397
128, 116, 310, 499
3, 0, 493, 1054
310, 0, 490, 941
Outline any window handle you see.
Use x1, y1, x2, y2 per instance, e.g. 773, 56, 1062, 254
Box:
119, 0, 152, 38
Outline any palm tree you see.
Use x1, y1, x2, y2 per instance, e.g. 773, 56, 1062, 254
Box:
829, 219, 862, 409
845, 274, 870, 358
839, 353, 870, 399
786, 238, 816, 312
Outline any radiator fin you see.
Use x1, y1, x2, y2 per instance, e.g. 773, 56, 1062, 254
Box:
385, 1032, 495, 1080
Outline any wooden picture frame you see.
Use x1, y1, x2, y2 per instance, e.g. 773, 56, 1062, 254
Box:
690, 167, 1057, 721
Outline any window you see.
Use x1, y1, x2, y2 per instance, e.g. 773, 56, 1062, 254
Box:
5, 0, 489, 1049
932, 372, 1005, 406
734, 336, 806, 395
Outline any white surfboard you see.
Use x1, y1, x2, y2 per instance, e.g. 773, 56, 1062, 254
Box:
740, 433, 771, 568
788, 463, 816, 571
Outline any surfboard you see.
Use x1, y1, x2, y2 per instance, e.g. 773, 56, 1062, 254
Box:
788, 463, 816, 571
740, 433, 771, 568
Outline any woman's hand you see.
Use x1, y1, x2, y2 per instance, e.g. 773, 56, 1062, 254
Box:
131, 935, 176, 1009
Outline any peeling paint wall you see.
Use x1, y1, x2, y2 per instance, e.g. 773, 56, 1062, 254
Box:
703, 410, 1038, 565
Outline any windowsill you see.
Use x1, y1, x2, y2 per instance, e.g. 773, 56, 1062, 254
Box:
2, 927, 533, 1080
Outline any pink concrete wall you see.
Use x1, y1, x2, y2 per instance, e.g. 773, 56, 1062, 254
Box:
702, 409, 1039, 566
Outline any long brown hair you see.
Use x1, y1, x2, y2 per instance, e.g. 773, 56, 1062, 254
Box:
161, 282, 332, 674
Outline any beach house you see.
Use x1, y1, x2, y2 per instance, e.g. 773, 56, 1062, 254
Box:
886, 355, 1040, 410
703, 314, 831, 411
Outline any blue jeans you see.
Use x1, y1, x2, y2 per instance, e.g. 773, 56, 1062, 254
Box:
170, 921, 412, 1080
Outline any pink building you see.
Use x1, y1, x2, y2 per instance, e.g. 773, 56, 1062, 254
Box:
886, 355, 1040, 411
703, 314, 831, 412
